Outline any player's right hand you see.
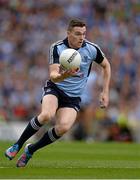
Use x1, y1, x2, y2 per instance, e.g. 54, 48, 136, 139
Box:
61, 68, 80, 78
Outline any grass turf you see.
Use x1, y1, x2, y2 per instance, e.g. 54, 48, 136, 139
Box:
0, 141, 140, 179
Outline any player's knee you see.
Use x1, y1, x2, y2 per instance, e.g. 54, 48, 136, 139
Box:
38, 112, 55, 124
55, 124, 71, 136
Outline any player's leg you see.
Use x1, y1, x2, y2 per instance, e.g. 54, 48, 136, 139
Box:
29, 107, 77, 152
5, 94, 58, 160
16, 107, 77, 167
55, 107, 77, 136
28, 107, 77, 153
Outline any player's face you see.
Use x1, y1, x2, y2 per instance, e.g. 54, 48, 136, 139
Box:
67, 26, 86, 49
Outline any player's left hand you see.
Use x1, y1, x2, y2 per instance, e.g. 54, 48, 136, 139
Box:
99, 91, 109, 108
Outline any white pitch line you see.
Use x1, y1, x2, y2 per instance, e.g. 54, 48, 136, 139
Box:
0, 167, 14, 168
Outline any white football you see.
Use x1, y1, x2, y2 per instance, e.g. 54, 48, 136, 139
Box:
59, 48, 81, 70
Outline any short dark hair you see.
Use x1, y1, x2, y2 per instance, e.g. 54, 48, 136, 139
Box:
67, 19, 86, 31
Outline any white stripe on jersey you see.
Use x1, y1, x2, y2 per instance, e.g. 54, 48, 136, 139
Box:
85, 40, 105, 57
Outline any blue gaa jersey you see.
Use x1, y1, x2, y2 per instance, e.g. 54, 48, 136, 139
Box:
48, 38, 104, 98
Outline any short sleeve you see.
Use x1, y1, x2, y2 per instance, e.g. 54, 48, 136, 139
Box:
94, 46, 105, 64
49, 44, 59, 64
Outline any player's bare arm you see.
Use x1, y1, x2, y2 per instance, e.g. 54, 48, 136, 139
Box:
49, 64, 79, 83
99, 57, 111, 108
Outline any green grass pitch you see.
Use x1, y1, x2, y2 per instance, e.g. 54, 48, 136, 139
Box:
0, 141, 140, 179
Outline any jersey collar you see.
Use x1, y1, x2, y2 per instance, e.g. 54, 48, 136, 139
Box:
63, 38, 86, 50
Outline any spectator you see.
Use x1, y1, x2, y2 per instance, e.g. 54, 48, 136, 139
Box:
0, 0, 139, 141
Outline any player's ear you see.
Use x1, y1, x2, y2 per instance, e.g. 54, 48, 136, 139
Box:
67, 30, 70, 35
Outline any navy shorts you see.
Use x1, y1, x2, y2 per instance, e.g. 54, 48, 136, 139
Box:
42, 81, 81, 112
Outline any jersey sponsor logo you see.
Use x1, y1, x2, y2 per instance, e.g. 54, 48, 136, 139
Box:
83, 56, 88, 62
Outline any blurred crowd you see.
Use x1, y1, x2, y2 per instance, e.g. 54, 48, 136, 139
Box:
0, 0, 140, 142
